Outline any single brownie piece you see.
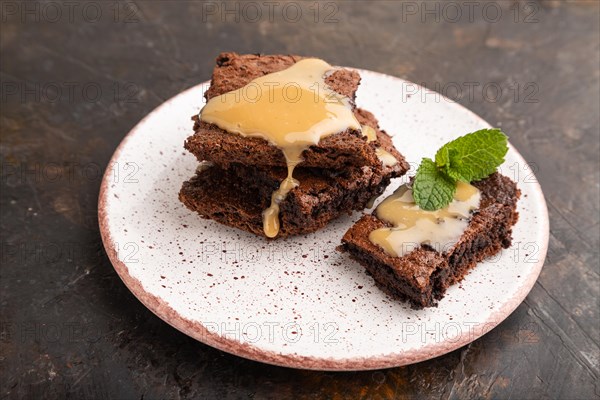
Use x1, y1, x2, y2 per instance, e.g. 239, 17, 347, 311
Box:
185, 52, 393, 171
179, 161, 403, 238
340, 173, 520, 308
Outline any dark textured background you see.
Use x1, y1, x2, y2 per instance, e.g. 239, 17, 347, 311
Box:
1, 1, 599, 399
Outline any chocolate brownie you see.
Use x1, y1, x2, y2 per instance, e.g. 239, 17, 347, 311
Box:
340, 173, 520, 308
179, 161, 403, 238
204, 52, 360, 101
185, 52, 393, 171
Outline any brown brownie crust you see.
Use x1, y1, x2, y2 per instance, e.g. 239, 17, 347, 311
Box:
340, 173, 521, 308
185, 52, 398, 171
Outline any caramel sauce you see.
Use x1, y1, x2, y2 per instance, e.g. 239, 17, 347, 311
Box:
375, 148, 398, 167
361, 124, 398, 167
200, 59, 360, 237
369, 181, 481, 257
361, 125, 377, 142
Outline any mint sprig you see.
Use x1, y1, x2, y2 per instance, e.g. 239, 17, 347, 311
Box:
413, 129, 508, 211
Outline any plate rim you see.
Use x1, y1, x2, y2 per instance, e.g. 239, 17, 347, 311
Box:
98, 69, 549, 371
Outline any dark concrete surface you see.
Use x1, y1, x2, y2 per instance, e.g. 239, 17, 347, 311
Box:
1, 1, 599, 399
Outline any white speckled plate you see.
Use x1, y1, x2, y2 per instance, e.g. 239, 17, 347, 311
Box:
99, 69, 549, 371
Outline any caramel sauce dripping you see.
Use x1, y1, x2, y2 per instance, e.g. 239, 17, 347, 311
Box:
200, 59, 360, 237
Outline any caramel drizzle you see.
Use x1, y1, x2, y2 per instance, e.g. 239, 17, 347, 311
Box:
369, 181, 481, 257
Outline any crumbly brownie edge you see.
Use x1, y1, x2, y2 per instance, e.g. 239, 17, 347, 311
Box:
186, 106, 408, 172
179, 164, 399, 239
341, 237, 444, 308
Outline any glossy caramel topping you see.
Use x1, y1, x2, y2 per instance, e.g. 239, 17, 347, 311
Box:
361, 125, 377, 142
369, 181, 481, 257
361, 124, 397, 167
200, 59, 360, 237
375, 148, 398, 167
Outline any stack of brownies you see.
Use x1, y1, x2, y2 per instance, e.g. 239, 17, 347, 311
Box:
179, 53, 409, 238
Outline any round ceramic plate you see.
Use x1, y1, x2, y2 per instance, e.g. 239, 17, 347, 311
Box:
99, 68, 549, 371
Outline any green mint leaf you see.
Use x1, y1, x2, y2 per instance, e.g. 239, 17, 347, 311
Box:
436, 147, 464, 181
413, 158, 457, 211
412, 128, 508, 211
435, 128, 508, 182
435, 145, 451, 167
